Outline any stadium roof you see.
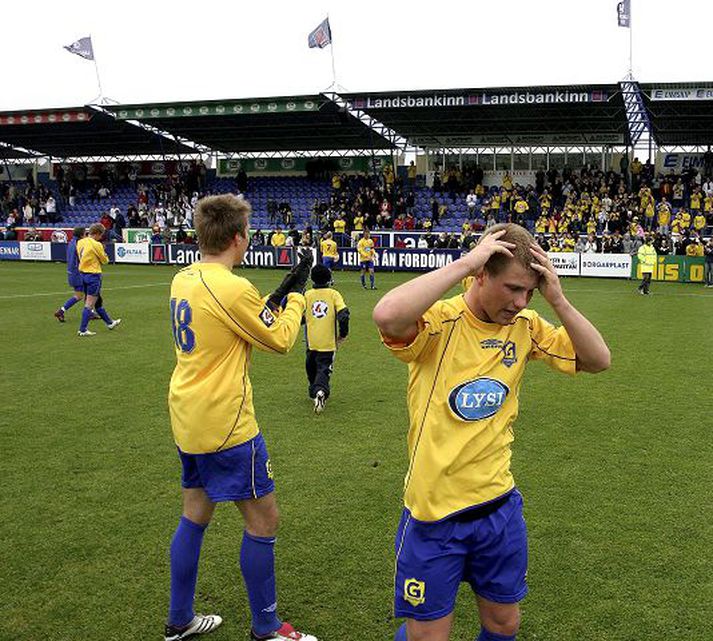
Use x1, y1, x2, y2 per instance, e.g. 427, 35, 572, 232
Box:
343, 84, 628, 147
641, 82, 713, 147
2, 83, 713, 159
0, 107, 197, 158
111, 95, 395, 153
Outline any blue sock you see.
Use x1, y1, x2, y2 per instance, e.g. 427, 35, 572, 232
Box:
168, 517, 207, 627
360, 273, 366, 286
370, 273, 375, 287
240, 531, 281, 635
79, 307, 93, 332
477, 628, 516, 641
96, 307, 112, 324
62, 297, 79, 311
394, 622, 407, 641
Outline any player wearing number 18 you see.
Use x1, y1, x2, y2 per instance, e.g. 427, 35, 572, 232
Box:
165, 194, 318, 641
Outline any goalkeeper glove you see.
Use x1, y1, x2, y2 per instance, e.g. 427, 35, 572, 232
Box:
266, 250, 314, 310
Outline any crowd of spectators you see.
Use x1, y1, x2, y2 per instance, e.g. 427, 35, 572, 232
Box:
2, 156, 712, 256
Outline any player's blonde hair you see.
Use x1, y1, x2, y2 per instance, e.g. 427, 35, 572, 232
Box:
88, 223, 105, 237
195, 194, 251, 255
479, 223, 536, 276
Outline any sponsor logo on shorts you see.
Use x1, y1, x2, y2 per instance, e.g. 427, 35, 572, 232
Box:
266, 459, 273, 480
259, 306, 276, 327
448, 377, 509, 421
404, 578, 425, 607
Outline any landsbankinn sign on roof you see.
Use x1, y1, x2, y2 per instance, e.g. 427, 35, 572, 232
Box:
350, 90, 608, 109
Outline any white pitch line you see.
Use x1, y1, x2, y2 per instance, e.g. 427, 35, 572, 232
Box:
0, 281, 171, 300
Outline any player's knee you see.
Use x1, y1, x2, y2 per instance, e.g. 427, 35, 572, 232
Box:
245, 504, 279, 537
480, 606, 520, 636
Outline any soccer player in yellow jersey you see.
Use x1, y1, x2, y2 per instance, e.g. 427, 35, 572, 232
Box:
165, 195, 317, 641
76, 223, 121, 336
303, 265, 349, 414
319, 231, 339, 270
357, 228, 377, 289
373, 224, 610, 641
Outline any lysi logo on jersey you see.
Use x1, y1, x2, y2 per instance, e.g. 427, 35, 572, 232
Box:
448, 377, 509, 421
311, 300, 329, 319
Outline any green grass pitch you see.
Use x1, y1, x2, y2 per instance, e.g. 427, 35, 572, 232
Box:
1, 262, 711, 641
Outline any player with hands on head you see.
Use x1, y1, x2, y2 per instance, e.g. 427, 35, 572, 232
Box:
373, 223, 610, 641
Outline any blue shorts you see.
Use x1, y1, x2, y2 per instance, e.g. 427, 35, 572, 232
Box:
68, 273, 83, 290
178, 432, 275, 503
393, 490, 528, 621
81, 273, 102, 296
322, 257, 335, 269
360, 260, 374, 270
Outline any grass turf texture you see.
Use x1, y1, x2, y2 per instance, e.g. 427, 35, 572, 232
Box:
1, 262, 711, 641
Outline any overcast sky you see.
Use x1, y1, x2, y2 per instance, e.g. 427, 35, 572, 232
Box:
2, 0, 711, 111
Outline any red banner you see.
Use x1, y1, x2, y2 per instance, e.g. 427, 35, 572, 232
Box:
52, 160, 198, 179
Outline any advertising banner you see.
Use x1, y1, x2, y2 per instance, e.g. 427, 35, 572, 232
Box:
16, 227, 75, 242
547, 252, 580, 276
114, 243, 150, 264
165, 244, 296, 268
335, 247, 461, 271
631, 255, 706, 283
19, 241, 51, 261
579, 253, 631, 278
124, 228, 155, 243
0, 241, 21, 260
649, 87, 713, 101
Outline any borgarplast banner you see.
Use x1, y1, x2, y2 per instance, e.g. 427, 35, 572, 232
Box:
114, 243, 150, 264
580, 254, 631, 278
349, 89, 608, 109
19, 241, 51, 261
649, 87, 713, 101
547, 252, 580, 276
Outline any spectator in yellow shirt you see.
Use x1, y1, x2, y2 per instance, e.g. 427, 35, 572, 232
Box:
271, 228, 286, 247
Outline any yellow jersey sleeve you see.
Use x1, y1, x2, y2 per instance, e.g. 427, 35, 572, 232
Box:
228, 286, 306, 354
379, 301, 444, 364
526, 311, 577, 375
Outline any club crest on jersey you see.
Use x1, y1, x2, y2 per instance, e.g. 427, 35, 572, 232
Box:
404, 578, 425, 607
311, 300, 329, 319
480, 338, 518, 367
259, 305, 276, 327
448, 377, 509, 421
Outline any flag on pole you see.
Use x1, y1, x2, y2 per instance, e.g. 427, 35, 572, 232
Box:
308, 18, 331, 49
617, 0, 631, 28
64, 36, 94, 60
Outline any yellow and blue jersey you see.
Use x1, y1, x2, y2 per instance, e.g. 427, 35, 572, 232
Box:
320, 239, 338, 259
357, 238, 375, 262
77, 237, 108, 273
168, 262, 305, 454
380, 294, 576, 522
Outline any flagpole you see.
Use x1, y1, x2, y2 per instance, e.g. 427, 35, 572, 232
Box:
629, 1, 633, 77
327, 14, 337, 90
90, 34, 105, 103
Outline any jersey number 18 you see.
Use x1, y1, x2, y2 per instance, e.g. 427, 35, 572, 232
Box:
170, 298, 195, 353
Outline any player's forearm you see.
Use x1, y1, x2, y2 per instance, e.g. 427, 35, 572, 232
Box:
549, 296, 611, 373
263, 294, 305, 353
373, 256, 475, 337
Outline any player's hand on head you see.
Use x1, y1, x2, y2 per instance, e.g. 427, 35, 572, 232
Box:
463, 229, 516, 273
529, 242, 565, 306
